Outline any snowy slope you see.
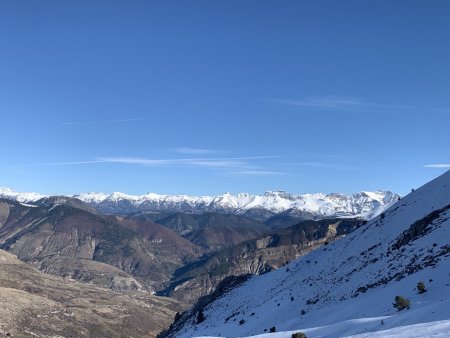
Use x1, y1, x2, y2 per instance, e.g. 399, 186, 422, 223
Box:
168, 171, 450, 338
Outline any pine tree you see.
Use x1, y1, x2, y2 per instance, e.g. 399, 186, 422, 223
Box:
196, 310, 205, 324
292, 332, 307, 338
417, 281, 427, 294
393, 296, 410, 310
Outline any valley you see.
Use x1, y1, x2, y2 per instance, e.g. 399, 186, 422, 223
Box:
0, 187, 395, 336
161, 171, 450, 338
0, 176, 448, 337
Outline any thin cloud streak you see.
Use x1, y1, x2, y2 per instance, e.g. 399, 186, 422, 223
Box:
226, 170, 287, 176
275, 96, 450, 113
97, 156, 279, 170
293, 162, 358, 170
320, 154, 353, 160
60, 117, 148, 125
11, 160, 108, 168
169, 147, 227, 155
424, 164, 450, 168
11, 156, 281, 174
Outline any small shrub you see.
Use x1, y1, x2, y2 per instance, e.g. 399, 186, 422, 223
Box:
239, 319, 245, 325
269, 326, 276, 333
300, 309, 306, 315
393, 296, 410, 311
292, 333, 307, 338
417, 281, 427, 294
196, 310, 206, 324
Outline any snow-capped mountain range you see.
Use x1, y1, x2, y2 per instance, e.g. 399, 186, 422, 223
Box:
165, 170, 450, 338
0, 187, 400, 220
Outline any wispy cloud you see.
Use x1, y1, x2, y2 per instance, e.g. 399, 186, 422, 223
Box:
320, 154, 353, 160
225, 170, 287, 176
13, 155, 279, 171
11, 160, 107, 168
423, 164, 450, 168
169, 147, 226, 155
11, 155, 285, 177
60, 117, 148, 125
291, 162, 358, 170
97, 155, 278, 170
275, 96, 450, 113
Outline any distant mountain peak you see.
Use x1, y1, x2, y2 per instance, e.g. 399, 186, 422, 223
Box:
0, 186, 46, 203
0, 187, 401, 220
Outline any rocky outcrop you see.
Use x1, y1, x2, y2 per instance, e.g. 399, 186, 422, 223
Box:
158, 274, 252, 338
161, 218, 363, 303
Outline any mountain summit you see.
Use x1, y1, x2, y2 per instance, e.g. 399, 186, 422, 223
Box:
0, 188, 400, 220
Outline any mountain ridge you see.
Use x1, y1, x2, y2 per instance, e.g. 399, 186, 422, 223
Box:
0, 187, 400, 220
0, 198, 202, 293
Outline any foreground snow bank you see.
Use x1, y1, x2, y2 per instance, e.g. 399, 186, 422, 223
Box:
194, 319, 450, 338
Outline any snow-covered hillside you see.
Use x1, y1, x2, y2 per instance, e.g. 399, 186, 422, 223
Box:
167, 171, 450, 338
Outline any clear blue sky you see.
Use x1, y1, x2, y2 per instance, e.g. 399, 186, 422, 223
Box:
1, 0, 449, 196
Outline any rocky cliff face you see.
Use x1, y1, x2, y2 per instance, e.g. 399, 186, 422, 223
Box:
161, 218, 363, 303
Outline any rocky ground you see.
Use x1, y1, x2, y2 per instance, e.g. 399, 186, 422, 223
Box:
0, 249, 186, 338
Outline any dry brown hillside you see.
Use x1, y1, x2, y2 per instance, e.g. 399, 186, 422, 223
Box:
0, 249, 186, 338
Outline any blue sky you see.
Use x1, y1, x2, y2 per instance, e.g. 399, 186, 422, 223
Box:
0, 0, 449, 196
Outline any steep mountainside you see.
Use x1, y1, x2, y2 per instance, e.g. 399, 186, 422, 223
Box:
0, 187, 400, 220
0, 199, 201, 293
163, 171, 450, 338
106, 215, 200, 254
156, 212, 269, 250
0, 249, 184, 338
157, 212, 268, 235
161, 218, 363, 303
